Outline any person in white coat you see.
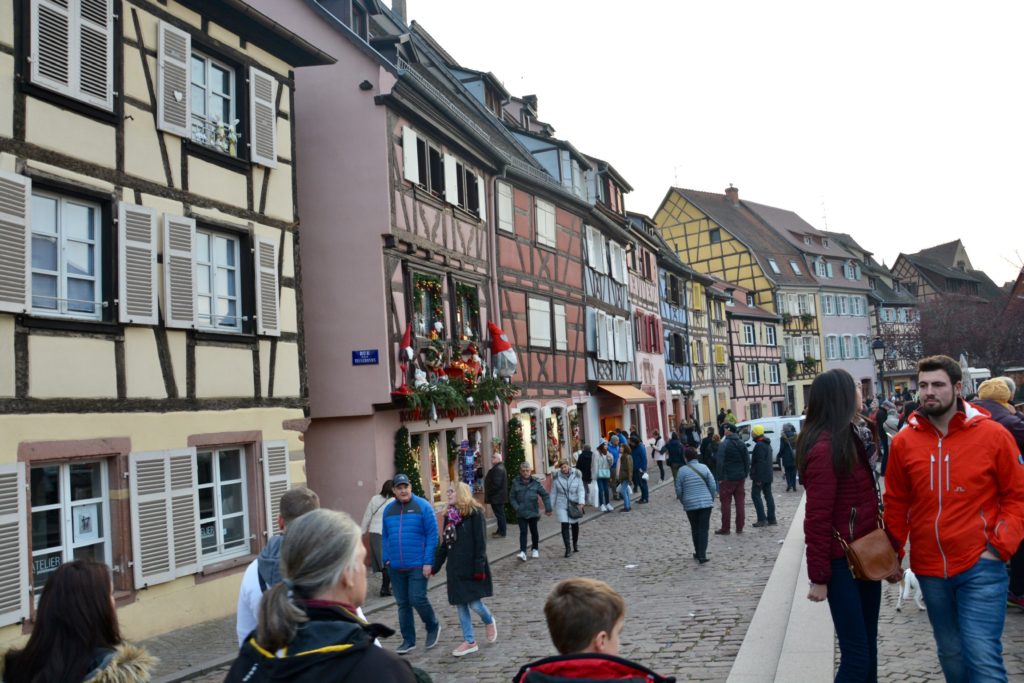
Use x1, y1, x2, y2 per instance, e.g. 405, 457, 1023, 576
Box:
360, 480, 395, 596
551, 459, 585, 558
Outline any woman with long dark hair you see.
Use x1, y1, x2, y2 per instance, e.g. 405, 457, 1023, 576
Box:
798, 369, 892, 682
2, 561, 155, 683
360, 479, 395, 596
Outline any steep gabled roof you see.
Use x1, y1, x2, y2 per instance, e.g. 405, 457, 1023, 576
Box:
744, 201, 857, 261
914, 240, 962, 266
708, 276, 779, 320
670, 188, 816, 289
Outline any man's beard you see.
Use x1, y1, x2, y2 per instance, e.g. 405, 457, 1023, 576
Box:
919, 395, 956, 417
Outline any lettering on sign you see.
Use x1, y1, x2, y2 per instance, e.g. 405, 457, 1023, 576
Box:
33, 555, 62, 576
352, 349, 379, 366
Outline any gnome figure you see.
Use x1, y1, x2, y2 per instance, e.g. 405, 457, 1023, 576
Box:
487, 321, 518, 379
391, 322, 415, 398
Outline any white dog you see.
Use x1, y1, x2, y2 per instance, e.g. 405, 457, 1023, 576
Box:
896, 567, 926, 612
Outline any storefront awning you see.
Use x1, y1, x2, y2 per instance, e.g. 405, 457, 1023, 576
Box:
597, 383, 656, 403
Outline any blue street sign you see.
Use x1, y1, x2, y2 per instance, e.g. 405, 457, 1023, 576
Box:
352, 349, 379, 366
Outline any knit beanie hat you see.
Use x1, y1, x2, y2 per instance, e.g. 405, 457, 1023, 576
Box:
978, 378, 1013, 410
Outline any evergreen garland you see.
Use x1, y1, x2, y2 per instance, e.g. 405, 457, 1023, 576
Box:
504, 417, 526, 523
394, 426, 425, 498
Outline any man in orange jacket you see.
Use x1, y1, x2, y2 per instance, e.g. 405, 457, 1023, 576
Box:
884, 355, 1024, 683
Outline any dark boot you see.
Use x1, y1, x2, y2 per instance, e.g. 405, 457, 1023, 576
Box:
571, 523, 580, 552
561, 524, 572, 557
380, 567, 392, 596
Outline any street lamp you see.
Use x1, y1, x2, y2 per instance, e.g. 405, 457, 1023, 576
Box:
871, 337, 886, 400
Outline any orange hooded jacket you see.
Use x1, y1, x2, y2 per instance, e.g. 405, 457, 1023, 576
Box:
884, 400, 1024, 578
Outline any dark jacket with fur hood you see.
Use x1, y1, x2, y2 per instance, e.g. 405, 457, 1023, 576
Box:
2, 643, 156, 683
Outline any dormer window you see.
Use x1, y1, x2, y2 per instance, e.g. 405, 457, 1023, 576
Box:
790, 260, 802, 275
822, 238, 830, 248
803, 236, 813, 246
767, 258, 781, 274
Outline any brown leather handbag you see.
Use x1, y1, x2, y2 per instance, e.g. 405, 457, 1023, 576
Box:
833, 512, 899, 581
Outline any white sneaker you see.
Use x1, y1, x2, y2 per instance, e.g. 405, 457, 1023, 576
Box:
517, 551, 527, 562
531, 549, 539, 559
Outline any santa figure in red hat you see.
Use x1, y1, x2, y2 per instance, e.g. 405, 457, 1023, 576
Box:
487, 321, 518, 379
391, 322, 415, 398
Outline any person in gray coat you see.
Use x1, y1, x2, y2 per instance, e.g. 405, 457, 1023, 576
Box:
676, 446, 718, 563
551, 459, 585, 557
509, 461, 552, 561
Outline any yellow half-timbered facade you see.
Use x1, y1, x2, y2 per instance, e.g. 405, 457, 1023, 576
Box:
0, 0, 332, 642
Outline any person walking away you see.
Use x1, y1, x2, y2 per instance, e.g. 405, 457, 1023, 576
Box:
360, 481, 394, 598
896, 398, 917, 431
594, 440, 613, 512
800, 369, 893, 683
715, 423, 749, 535
238, 486, 322, 644
225, 510, 419, 682
2, 561, 155, 683
381, 473, 441, 655
483, 452, 508, 538
676, 446, 718, 564
699, 428, 715, 468
872, 402, 891, 475
666, 432, 686, 482
616, 443, 634, 512
749, 425, 777, 527
608, 435, 621, 500
779, 423, 798, 491
629, 434, 650, 504
650, 430, 667, 481
432, 483, 497, 657
717, 408, 727, 437
551, 459, 585, 556
884, 356, 1024, 683
510, 461, 552, 560
575, 444, 594, 506
512, 578, 675, 683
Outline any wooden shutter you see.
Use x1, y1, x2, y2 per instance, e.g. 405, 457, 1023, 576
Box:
156, 21, 191, 136
129, 449, 200, 588
0, 463, 28, 628
475, 175, 486, 221
162, 215, 196, 329
553, 303, 567, 351
261, 440, 290, 535
528, 297, 550, 348
118, 202, 157, 324
0, 171, 31, 314
30, 0, 73, 97
77, 0, 113, 109
249, 67, 278, 167
559, 150, 572, 190
585, 225, 597, 269
497, 181, 513, 232
402, 127, 418, 183
595, 310, 606, 360
443, 154, 458, 204
255, 237, 280, 337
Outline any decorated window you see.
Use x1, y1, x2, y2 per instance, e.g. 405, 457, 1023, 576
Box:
453, 282, 480, 341
412, 273, 444, 338
190, 51, 238, 155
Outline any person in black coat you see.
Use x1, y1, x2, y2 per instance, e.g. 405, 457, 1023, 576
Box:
433, 483, 497, 657
749, 426, 776, 527
779, 424, 797, 491
575, 445, 594, 506
483, 453, 508, 538
665, 432, 686, 482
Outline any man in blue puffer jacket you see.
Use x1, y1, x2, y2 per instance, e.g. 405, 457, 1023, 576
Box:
381, 473, 441, 655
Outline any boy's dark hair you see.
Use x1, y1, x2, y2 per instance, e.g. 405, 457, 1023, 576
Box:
684, 446, 699, 460
543, 577, 625, 654
280, 486, 320, 524
917, 355, 962, 384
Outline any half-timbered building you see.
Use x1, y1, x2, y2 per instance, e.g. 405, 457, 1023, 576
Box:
719, 280, 784, 420
626, 212, 667, 440
695, 281, 731, 432
0, 0, 332, 639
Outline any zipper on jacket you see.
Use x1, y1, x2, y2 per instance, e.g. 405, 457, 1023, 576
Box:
935, 438, 948, 578
398, 502, 405, 566
945, 454, 950, 492
929, 454, 935, 490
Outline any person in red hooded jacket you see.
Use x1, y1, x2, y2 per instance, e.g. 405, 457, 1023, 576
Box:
512, 578, 674, 683
884, 355, 1024, 683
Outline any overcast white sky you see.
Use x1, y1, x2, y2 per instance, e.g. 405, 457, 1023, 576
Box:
407, 0, 1023, 285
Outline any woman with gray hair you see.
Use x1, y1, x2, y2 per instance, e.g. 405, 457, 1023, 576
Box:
225, 509, 418, 682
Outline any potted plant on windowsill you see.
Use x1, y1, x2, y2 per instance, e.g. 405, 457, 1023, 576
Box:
785, 358, 798, 377
803, 356, 818, 373
781, 313, 793, 325
800, 313, 815, 327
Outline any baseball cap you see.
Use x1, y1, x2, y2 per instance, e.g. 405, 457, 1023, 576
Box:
752, 425, 765, 437
392, 473, 411, 487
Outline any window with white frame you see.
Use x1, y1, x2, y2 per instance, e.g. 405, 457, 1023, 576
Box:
585, 225, 607, 274
840, 335, 853, 359
822, 294, 835, 315
190, 51, 237, 154
197, 448, 249, 561
802, 336, 815, 360
30, 191, 103, 320
497, 181, 514, 232
768, 363, 780, 384
858, 335, 869, 358
765, 325, 777, 346
742, 323, 755, 345
30, 461, 111, 596
535, 199, 556, 248
797, 294, 810, 315
844, 262, 857, 280
608, 241, 627, 283
825, 335, 838, 360
614, 316, 631, 362
851, 296, 864, 316
195, 230, 242, 331
837, 295, 849, 315
746, 363, 760, 385
803, 236, 813, 245
452, 160, 483, 216
897, 308, 909, 323
767, 258, 781, 274
553, 303, 567, 351
528, 297, 551, 348
790, 260, 802, 275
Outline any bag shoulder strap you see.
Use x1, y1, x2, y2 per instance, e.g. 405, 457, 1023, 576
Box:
684, 462, 713, 493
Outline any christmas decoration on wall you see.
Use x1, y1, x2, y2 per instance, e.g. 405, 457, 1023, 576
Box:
455, 282, 480, 341
504, 417, 526, 523
391, 322, 415, 399
413, 274, 443, 337
487, 321, 518, 379
393, 426, 425, 498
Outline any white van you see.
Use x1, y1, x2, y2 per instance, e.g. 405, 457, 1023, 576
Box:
735, 416, 805, 468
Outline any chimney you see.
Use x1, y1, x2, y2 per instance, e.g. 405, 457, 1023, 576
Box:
523, 94, 538, 113
392, 0, 406, 23
725, 184, 739, 206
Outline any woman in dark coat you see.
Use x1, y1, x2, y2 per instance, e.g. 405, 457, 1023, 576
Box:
780, 424, 797, 491
433, 482, 497, 657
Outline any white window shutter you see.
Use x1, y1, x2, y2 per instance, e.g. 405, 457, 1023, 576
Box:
255, 236, 280, 337
584, 225, 595, 269
626, 319, 634, 362
0, 171, 32, 314
559, 150, 572, 189
789, 294, 799, 316
129, 448, 200, 589
162, 214, 196, 329
528, 297, 551, 348
476, 175, 486, 221
554, 303, 567, 351
807, 295, 816, 315
0, 463, 28, 628
30, 0, 73, 97
614, 318, 626, 362
77, 0, 113, 109
261, 440, 290, 535
792, 337, 805, 361
118, 202, 158, 324
497, 181, 513, 232
595, 310, 606, 360
586, 170, 597, 203
249, 67, 278, 168
605, 315, 616, 361
443, 154, 458, 204
156, 21, 191, 136
402, 127, 418, 183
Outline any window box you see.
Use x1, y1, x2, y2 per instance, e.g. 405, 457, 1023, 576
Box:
800, 313, 815, 327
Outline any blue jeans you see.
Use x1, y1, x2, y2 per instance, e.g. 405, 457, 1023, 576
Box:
916, 557, 1009, 683
596, 478, 610, 506
390, 568, 438, 646
457, 599, 494, 643
827, 557, 880, 682
618, 481, 631, 510
636, 474, 650, 502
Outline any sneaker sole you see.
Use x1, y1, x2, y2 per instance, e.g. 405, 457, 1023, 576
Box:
453, 645, 478, 657
486, 620, 498, 643
426, 624, 442, 649
396, 645, 416, 655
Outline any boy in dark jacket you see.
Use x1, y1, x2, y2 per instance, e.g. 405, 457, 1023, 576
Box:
748, 425, 776, 527
512, 578, 674, 683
